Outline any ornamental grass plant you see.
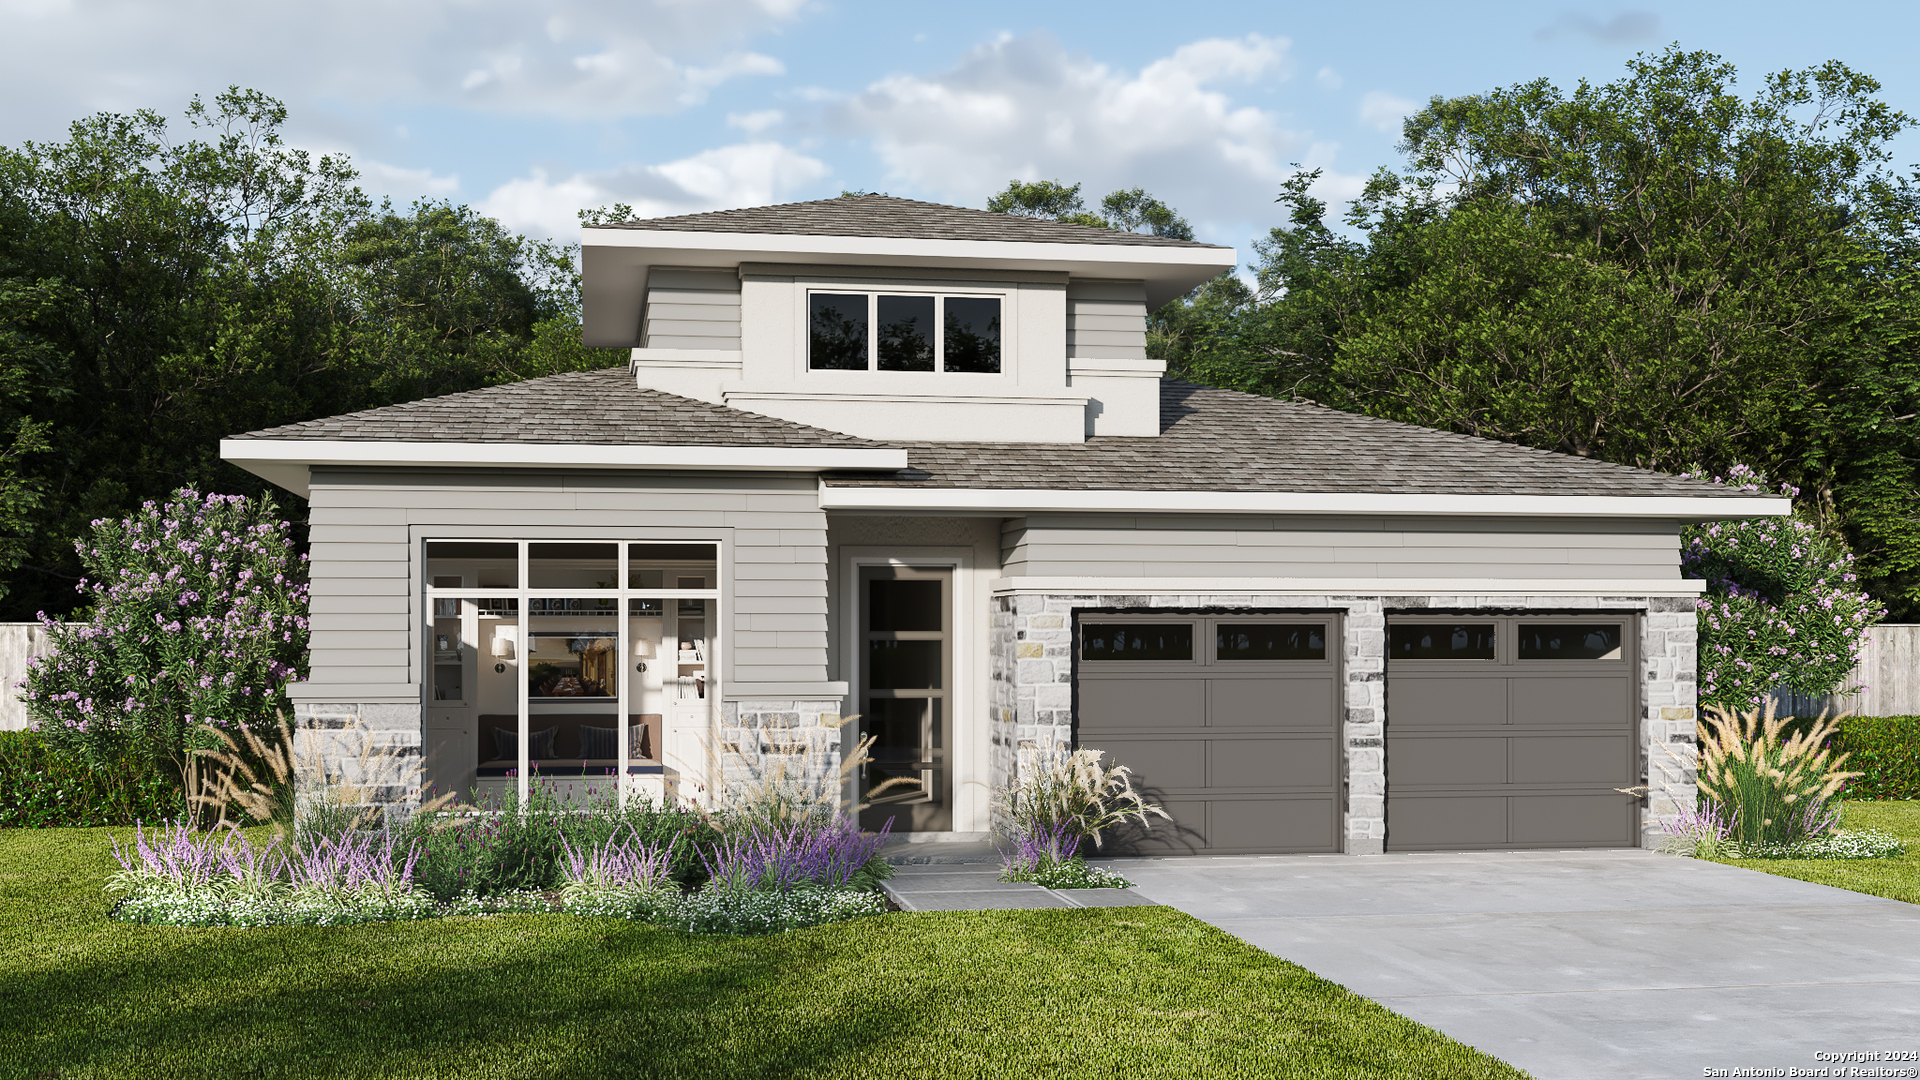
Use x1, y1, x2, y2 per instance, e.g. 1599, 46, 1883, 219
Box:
1697, 702, 1859, 848
996, 747, 1167, 888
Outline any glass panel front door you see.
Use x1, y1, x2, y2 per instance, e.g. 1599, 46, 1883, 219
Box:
859, 565, 952, 832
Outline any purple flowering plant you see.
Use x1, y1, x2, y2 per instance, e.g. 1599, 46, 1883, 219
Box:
1681, 465, 1881, 711
21, 488, 310, 781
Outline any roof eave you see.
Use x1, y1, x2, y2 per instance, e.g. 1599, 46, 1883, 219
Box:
221, 439, 909, 498
580, 228, 1236, 348
817, 484, 1790, 520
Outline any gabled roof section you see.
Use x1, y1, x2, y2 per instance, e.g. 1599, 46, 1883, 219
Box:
596, 194, 1227, 249
230, 368, 881, 447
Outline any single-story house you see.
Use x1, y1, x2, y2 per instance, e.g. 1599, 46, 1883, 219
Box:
221, 194, 1786, 855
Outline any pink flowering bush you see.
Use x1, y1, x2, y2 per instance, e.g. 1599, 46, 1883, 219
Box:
1682, 465, 1881, 711
20, 488, 309, 781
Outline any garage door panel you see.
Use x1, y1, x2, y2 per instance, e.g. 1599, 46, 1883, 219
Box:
1100, 796, 1209, 856
1078, 678, 1205, 730
1211, 678, 1336, 730
1209, 797, 1339, 853
1387, 795, 1506, 849
1387, 735, 1507, 786
1209, 736, 1337, 790
1387, 678, 1507, 726
1509, 794, 1635, 846
1511, 678, 1629, 726
1088, 736, 1207, 790
1510, 735, 1634, 785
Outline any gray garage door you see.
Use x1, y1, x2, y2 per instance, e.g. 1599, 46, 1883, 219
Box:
1385, 614, 1639, 851
1074, 614, 1341, 855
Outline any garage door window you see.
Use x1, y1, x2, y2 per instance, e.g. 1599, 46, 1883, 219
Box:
1516, 624, 1623, 661
1081, 623, 1194, 661
1388, 623, 1496, 660
1217, 624, 1326, 661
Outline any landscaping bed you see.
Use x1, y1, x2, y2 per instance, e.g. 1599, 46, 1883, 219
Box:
0, 827, 1527, 1080
1715, 799, 1920, 905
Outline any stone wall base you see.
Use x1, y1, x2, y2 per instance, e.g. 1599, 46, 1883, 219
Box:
291, 701, 424, 823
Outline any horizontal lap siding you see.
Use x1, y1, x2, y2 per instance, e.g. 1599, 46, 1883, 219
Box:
303, 468, 828, 694
1066, 283, 1146, 362
643, 268, 741, 351
1003, 513, 1682, 580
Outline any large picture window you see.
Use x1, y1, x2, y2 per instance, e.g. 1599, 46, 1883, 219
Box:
808, 291, 1001, 373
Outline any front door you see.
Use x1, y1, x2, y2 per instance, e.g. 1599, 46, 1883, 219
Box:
858, 565, 952, 832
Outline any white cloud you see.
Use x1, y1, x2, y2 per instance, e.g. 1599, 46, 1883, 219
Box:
1534, 10, 1660, 44
1316, 66, 1343, 91
1359, 90, 1419, 136
478, 141, 830, 241
356, 158, 461, 201
0, 0, 805, 132
726, 109, 786, 134
828, 33, 1315, 230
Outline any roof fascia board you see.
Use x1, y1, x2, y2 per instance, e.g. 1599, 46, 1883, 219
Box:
581, 227, 1235, 270
223, 439, 907, 475
819, 483, 1789, 520
993, 576, 1709, 597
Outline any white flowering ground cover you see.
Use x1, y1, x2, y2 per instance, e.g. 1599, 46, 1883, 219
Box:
1002, 857, 1135, 890
1732, 828, 1906, 860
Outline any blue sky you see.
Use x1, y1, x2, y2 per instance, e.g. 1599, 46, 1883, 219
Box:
5, 0, 1918, 262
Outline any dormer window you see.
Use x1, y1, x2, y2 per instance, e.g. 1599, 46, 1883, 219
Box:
808, 292, 1001, 373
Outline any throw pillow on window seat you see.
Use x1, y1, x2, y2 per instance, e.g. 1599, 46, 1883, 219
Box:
492, 725, 558, 762
578, 725, 617, 760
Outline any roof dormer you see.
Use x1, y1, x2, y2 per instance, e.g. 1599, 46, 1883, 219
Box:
580, 195, 1235, 443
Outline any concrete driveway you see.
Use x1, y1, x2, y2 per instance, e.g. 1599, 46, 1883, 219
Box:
1109, 849, 1920, 1080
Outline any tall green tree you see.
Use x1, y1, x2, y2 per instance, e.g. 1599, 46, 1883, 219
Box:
0, 89, 619, 619
1173, 47, 1920, 617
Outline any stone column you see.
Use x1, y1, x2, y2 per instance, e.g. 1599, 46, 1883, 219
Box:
290, 701, 424, 822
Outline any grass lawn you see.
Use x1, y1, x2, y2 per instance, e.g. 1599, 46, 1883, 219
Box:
1716, 800, 1920, 904
0, 828, 1527, 1080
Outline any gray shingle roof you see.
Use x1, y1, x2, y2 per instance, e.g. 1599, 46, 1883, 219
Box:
230, 368, 881, 448
234, 369, 1749, 499
827, 381, 1747, 498
593, 194, 1226, 250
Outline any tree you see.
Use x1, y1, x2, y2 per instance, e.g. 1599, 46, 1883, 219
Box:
1098, 188, 1194, 240
0, 90, 621, 619
1173, 48, 1920, 618
986, 180, 1107, 228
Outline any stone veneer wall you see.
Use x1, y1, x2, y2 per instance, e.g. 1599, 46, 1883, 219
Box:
990, 591, 1698, 854
717, 697, 851, 802
291, 701, 425, 820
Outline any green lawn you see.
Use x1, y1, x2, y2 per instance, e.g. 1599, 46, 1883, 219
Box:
0, 828, 1526, 1080
1716, 800, 1920, 904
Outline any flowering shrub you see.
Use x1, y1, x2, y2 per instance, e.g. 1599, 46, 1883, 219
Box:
22, 489, 310, 781
1682, 465, 1880, 711
697, 817, 893, 893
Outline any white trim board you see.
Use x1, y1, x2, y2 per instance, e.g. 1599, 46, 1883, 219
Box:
820, 484, 1788, 520
222, 440, 909, 498
991, 577, 1709, 597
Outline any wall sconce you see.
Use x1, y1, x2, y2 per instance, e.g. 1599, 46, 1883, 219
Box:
491, 628, 516, 660
633, 636, 652, 672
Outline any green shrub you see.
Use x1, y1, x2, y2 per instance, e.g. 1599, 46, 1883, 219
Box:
1832, 716, 1920, 800
0, 729, 180, 827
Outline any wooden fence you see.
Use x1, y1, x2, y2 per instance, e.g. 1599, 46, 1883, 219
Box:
1772, 624, 1920, 718
0, 622, 58, 731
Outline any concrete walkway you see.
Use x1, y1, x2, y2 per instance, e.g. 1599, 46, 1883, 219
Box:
879, 841, 1157, 911
1106, 849, 1920, 1080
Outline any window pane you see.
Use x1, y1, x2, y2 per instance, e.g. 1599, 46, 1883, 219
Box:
425, 541, 517, 588
1081, 623, 1193, 662
869, 579, 942, 631
868, 640, 943, 689
1517, 624, 1623, 661
943, 297, 1001, 373
528, 543, 616, 590
877, 295, 935, 371
527, 612, 618, 699
1218, 624, 1326, 661
809, 293, 868, 370
1388, 624, 1497, 660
